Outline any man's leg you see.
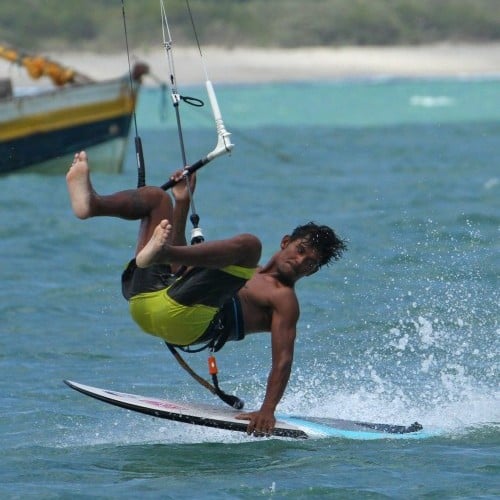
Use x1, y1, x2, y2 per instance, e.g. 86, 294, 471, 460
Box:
66, 151, 173, 253
136, 219, 262, 269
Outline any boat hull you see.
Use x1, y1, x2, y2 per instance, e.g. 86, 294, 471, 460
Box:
0, 77, 139, 175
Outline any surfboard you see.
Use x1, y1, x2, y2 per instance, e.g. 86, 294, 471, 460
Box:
64, 380, 428, 440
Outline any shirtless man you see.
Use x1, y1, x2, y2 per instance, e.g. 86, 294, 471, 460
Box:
67, 151, 347, 436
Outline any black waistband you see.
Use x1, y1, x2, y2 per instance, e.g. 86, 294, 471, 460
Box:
194, 296, 245, 352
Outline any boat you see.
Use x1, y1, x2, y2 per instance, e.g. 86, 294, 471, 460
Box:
0, 44, 149, 175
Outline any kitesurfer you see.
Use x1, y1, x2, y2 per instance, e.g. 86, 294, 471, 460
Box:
66, 150, 347, 436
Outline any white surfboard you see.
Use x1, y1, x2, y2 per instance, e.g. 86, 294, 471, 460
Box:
64, 380, 429, 440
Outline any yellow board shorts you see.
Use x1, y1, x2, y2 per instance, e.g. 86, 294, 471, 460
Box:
122, 261, 255, 346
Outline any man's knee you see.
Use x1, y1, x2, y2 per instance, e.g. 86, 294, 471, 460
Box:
139, 186, 172, 211
236, 233, 262, 266
140, 186, 170, 201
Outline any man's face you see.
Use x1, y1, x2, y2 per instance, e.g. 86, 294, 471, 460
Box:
277, 236, 321, 282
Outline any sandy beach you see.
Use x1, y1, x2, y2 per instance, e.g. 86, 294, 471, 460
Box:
2, 43, 500, 87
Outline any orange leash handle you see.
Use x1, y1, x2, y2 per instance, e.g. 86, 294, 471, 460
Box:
208, 355, 218, 375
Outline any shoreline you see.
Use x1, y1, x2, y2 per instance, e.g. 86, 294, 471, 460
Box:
2, 43, 500, 87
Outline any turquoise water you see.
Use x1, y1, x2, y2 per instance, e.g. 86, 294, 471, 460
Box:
1, 77, 499, 498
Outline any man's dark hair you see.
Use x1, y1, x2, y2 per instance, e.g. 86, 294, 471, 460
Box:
290, 221, 347, 268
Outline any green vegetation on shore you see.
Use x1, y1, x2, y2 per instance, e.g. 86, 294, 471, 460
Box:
2, 0, 499, 52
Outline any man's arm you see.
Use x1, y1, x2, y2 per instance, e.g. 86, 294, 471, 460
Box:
236, 289, 298, 435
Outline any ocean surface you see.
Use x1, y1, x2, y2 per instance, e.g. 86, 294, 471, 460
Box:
1, 76, 499, 499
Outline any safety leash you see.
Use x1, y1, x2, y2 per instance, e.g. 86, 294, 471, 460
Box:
166, 342, 244, 409
158, 0, 240, 408
121, 1, 241, 410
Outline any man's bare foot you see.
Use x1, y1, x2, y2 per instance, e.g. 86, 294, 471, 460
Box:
66, 151, 97, 219
136, 219, 172, 268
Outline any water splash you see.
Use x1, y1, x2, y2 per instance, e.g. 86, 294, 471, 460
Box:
286, 217, 498, 435
410, 95, 455, 108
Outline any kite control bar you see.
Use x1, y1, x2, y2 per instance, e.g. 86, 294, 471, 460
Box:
160, 80, 233, 191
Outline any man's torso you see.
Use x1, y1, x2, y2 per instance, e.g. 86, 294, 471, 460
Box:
237, 271, 297, 334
